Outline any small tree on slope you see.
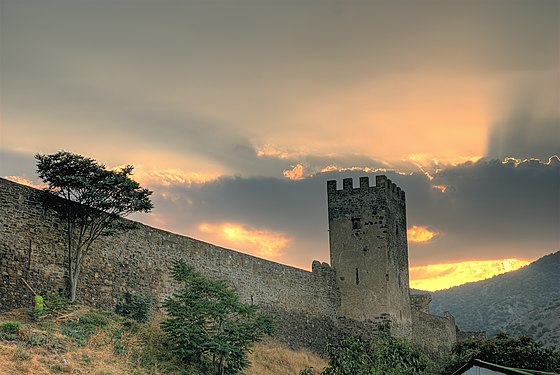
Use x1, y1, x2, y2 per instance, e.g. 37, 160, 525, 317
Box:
35, 151, 153, 302
161, 260, 274, 375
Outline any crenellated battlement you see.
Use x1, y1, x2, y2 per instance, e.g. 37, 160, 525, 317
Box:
327, 175, 405, 201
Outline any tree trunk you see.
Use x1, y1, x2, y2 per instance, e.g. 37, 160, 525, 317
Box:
69, 253, 82, 303
67, 212, 74, 302
69, 274, 78, 303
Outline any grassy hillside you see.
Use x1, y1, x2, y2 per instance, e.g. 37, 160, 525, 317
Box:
0, 307, 326, 375
429, 251, 560, 347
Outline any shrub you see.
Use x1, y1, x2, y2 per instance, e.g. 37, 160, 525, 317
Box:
116, 292, 153, 323
62, 310, 110, 345
0, 321, 21, 341
161, 260, 274, 375
299, 367, 315, 375
322, 335, 435, 375
44, 292, 69, 316
440, 332, 560, 373
27, 333, 49, 347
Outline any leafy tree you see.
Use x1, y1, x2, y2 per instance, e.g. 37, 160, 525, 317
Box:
161, 260, 274, 375
35, 151, 153, 302
115, 292, 154, 323
322, 335, 434, 375
322, 336, 374, 375
441, 332, 560, 373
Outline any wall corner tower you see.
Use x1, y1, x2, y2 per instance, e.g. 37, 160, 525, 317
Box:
327, 175, 412, 337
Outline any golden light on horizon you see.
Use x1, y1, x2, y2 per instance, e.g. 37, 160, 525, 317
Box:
408, 226, 438, 243
4, 175, 45, 189
410, 258, 531, 291
197, 222, 291, 259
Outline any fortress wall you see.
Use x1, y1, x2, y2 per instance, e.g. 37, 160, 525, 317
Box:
1, 177, 457, 354
411, 309, 457, 356
0, 178, 339, 350
410, 293, 432, 314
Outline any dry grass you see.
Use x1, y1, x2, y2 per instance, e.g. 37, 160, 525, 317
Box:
245, 341, 327, 375
0, 307, 133, 375
0, 307, 327, 375
0, 340, 130, 374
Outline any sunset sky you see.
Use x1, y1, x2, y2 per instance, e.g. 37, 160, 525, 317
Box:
1, 0, 558, 291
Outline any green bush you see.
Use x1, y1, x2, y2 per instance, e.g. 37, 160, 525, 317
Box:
116, 292, 153, 323
440, 332, 560, 373
322, 335, 435, 375
299, 367, 315, 375
27, 333, 49, 347
62, 310, 110, 345
161, 260, 274, 375
0, 321, 21, 341
128, 323, 195, 374
44, 292, 69, 316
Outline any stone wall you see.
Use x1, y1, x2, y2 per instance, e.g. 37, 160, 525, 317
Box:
327, 176, 412, 337
0, 177, 458, 354
0, 178, 339, 351
411, 309, 457, 356
410, 293, 432, 314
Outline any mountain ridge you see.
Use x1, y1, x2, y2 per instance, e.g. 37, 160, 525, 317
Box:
427, 251, 560, 348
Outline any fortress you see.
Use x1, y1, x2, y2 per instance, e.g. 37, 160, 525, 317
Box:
0, 176, 457, 353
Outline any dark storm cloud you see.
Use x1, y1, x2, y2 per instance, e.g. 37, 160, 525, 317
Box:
142, 157, 559, 268
402, 158, 560, 264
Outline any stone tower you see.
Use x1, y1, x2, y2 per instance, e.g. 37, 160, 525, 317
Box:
327, 175, 412, 336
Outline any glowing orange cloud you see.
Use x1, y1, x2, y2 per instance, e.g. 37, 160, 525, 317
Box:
110, 165, 219, 186
410, 258, 530, 291
4, 176, 45, 189
256, 144, 304, 160
407, 154, 483, 181
431, 185, 448, 193
407, 226, 438, 243
503, 156, 560, 167
319, 166, 395, 174
283, 164, 305, 180
197, 222, 291, 259
285, 164, 397, 181
407, 154, 482, 168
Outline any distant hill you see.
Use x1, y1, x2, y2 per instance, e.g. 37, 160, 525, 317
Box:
428, 251, 560, 348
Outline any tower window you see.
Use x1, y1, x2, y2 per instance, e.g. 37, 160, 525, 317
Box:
355, 268, 360, 285
352, 218, 361, 230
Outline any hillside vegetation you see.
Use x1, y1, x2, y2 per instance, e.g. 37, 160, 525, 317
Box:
430, 251, 560, 347
0, 307, 326, 375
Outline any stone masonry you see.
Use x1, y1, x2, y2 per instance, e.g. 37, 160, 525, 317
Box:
0, 176, 456, 353
327, 176, 412, 338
